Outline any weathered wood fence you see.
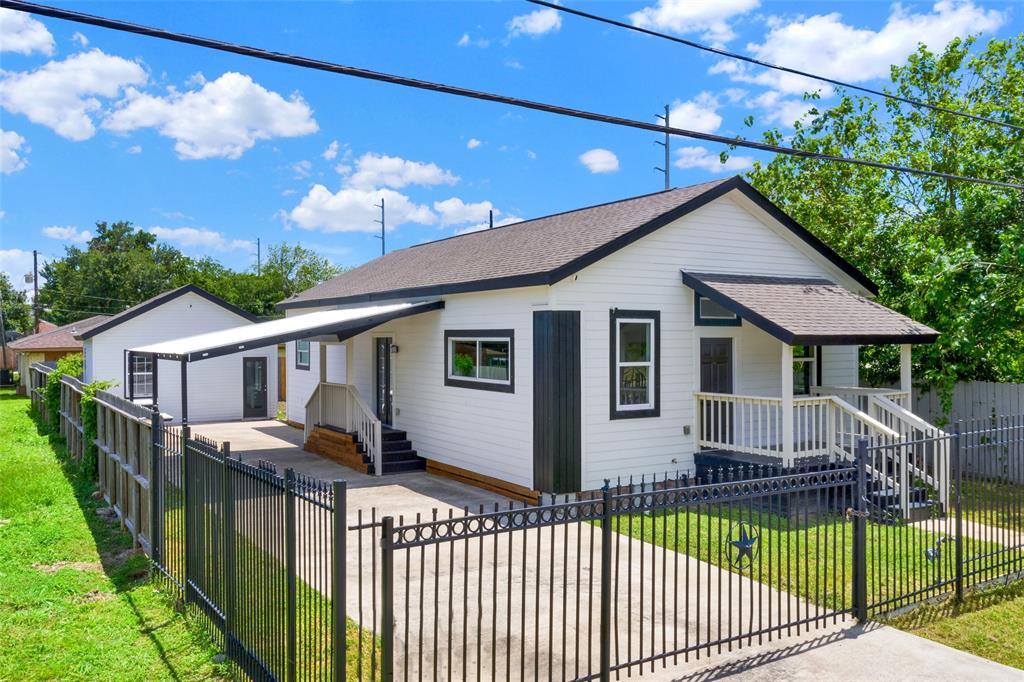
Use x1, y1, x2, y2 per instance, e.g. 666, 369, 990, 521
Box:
915, 381, 1024, 425
58, 375, 86, 459
28, 362, 53, 420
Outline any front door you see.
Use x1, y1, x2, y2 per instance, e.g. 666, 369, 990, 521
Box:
242, 357, 268, 419
374, 337, 393, 425
700, 338, 734, 445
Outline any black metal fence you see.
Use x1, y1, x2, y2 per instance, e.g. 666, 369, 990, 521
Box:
145, 412, 1024, 682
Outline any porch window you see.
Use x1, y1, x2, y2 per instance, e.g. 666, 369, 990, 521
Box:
295, 339, 310, 370
130, 354, 153, 399
695, 294, 740, 326
444, 330, 514, 393
793, 345, 816, 395
610, 310, 660, 419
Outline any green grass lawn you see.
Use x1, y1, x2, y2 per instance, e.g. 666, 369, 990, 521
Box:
961, 476, 1024, 533
0, 388, 228, 681
886, 580, 1024, 670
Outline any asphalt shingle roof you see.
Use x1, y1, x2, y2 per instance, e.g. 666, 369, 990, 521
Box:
8, 315, 111, 351
681, 272, 938, 345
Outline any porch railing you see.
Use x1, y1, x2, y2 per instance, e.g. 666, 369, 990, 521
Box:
304, 382, 383, 476
813, 385, 911, 411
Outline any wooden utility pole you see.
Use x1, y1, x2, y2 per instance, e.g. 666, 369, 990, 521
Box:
32, 249, 39, 334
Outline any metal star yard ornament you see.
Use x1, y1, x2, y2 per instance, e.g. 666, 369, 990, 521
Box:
728, 522, 760, 570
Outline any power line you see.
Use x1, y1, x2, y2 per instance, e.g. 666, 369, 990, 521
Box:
527, 0, 1024, 134
2, 0, 1020, 191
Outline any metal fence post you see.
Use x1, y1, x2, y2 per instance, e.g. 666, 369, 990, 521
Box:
150, 407, 162, 565
182, 424, 192, 604
599, 482, 613, 682
285, 468, 298, 682
952, 424, 964, 601
853, 437, 869, 624
332, 480, 347, 682
222, 442, 235, 652
381, 515, 395, 682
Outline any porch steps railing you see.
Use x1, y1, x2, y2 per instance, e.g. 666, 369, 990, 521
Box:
304, 382, 383, 476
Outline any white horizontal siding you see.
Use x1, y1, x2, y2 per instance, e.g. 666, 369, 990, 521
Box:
552, 194, 854, 489
821, 346, 859, 387
285, 340, 347, 425
86, 291, 276, 423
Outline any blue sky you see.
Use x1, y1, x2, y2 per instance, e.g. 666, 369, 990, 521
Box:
1, 0, 1019, 293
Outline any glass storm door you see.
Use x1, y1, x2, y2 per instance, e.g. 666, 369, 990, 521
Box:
243, 357, 268, 419
375, 337, 394, 425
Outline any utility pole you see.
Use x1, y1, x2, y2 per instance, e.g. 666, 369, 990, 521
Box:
654, 104, 670, 190
32, 249, 39, 334
488, 209, 494, 229
256, 237, 261, 276
373, 197, 385, 256
0, 290, 8, 372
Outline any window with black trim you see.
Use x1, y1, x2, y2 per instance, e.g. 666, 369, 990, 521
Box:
444, 330, 514, 393
695, 293, 740, 326
130, 354, 154, 399
610, 309, 660, 419
793, 345, 817, 395
295, 339, 311, 370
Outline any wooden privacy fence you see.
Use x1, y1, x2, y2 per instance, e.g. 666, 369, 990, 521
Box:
916, 381, 1024, 425
59, 375, 86, 459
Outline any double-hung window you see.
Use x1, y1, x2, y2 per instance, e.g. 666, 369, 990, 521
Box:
130, 354, 154, 399
295, 339, 311, 370
444, 330, 514, 393
610, 310, 660, 419
792, 345, 817, 395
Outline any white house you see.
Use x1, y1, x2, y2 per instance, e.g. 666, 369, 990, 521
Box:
79, 285, 277, 423
129, 177, 940, 501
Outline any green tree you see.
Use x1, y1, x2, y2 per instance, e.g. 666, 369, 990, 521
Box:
738, 35, 1024, 390
0, 273, 32, 336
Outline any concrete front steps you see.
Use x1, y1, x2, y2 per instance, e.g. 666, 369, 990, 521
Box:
303, 424, 426, 475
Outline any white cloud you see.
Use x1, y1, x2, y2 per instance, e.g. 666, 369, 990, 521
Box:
454, 214, 522, 235
504, 59, 523, 70
728, 1, 1005, 95
0, 248, 38, 292
103, 71, 318, 159
0, 49, 147, 141
457, 32, 490, 48
0, 8, 55, 56
433, 197, 496, 226
746, 90, 817, 127
42, 226, 92, 243
667, 92, 722, 134
466, 138, 482, 150
1, 129, 28, 174
674, 145, 753, 173
148, 226, 254, 251
508, 8, 562, 38
629, 0, 760, 44
334, 163, 352, 176
579, 148, 619, 174
127, 144, 142, 154
71, 31, 89, 48
292, 159, 312, 178
322, 139, 339, 160
345, 152, 458, 190
287, 185, 436, 234
526, 149, 537, 160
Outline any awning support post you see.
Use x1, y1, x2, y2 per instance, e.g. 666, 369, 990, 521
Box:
899, 344, 912, 396
781, 343, 794, 464
180, 358, 188, 426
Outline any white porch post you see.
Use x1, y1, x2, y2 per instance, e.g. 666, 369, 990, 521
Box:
899, 344, 912, 395
318, 342, 327, 424
781, 343, 794, 463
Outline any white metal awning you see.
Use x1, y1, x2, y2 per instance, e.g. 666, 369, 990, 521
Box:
129, 300, 444, 362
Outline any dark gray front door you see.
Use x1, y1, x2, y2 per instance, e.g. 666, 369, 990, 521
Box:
243, 357, 268, 419
375, 337, 393, 425
700, 338, 734, 445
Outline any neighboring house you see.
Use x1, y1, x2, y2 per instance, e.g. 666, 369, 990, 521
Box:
77, 285, 277, 423
8, 316, 109, 395
129, 176, 940, 500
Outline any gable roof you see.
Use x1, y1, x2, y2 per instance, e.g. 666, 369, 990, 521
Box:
681, 271, 937, 345
77, 284, 260, 340
279, 176, 877, 311
9, 315, 111, 352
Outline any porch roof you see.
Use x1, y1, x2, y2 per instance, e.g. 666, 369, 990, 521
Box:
128, 300, 444, 362
680, 271, 938, 345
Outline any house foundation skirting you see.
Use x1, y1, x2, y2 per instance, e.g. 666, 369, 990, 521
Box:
426, 459, 540, 504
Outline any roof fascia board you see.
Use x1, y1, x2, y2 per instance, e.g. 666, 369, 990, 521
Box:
78, 285, 259, 340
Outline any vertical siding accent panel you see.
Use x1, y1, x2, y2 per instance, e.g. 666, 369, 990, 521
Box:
533, 311, 581, 493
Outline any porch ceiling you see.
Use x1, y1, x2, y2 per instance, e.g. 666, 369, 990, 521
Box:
128, 300, 444, 362
681, 270, 938, 346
